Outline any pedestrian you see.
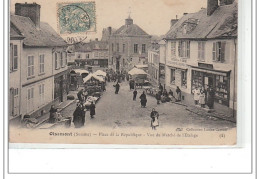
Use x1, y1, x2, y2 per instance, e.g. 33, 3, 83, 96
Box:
207, 87, 215, 109
199, 89, 206, 108
49, 105, 58, 123
159, 83, 163, 94
73, 103, 84, 128
176, 86, 182, 102
169, 89, 173, 97
113, 82, 120, 94
140, 91, 147, 108
129, 80, 132, 90
155, 91, 161, 104
89, 102, 96, 118
192, 87, 200, 105
133, 89, 137, 101
163, 89, 168, 97
80, 102, 86, 125
77, 89, 84, 102
150, 108, 159, 130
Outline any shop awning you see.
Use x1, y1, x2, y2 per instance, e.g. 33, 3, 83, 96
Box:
83, 73, 104, 83
94, 70, 107, 77
190, 66, 231, 76
71, 69, 90, 75
128, 68, 147, 75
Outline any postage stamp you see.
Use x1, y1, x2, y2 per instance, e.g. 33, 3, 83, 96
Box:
57, 1, 96, 35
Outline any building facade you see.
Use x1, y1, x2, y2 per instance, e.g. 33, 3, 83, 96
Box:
148, 48, 160, 86
68, 39, 109, 71
9, 26, 24, 120
10, 3, 68, 119
108, 16, 152, 72
159, 40, 166, 88
164, 0, 237, 110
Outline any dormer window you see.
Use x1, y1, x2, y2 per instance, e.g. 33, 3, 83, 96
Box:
181, 18, 199, 34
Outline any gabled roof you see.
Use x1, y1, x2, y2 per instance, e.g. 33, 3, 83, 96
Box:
10, 23, 24, 39
165, 2, 237, 40
113, 23, 150, 37
73, 41, 108, 52
10, 14, 67, 47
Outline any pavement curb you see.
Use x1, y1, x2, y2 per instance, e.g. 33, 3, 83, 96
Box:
185, 107, 236, 123
34, 99, 76, 128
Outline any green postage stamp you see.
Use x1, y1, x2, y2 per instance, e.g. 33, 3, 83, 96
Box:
57, 1, 96, 34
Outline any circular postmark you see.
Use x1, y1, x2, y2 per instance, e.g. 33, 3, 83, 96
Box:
57, 2, 96, 45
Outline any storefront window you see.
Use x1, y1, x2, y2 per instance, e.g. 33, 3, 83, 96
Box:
181, 70, 187, 87
192, 70, 203, 89
215, 75, 229, 100
170, 69, 175, 84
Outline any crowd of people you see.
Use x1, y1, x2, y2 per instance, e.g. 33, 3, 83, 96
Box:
48, 67, 216, 130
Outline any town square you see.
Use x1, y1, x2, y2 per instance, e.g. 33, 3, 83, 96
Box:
9, 0, 237, 144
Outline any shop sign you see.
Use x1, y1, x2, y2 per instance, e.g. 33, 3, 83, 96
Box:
198, 62, 213, 69
167, 60, 187, 68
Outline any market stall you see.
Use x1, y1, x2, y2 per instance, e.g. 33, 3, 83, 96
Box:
93, 70, 107, 81
83, 73, 105, 109
128, 68, 149, 88
70, 69, 90, 90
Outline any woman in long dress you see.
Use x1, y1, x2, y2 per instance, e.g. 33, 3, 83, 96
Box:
140, 91, 147, 108
176, 86, 182, 102
150, 108, 159, 130
89, 102, 96, 118
199, 89, 206, 108
73, 103, 84, 128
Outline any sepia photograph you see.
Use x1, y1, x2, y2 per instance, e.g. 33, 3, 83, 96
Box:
9, 0, 238, 145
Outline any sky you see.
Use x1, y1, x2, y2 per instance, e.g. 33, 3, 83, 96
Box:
10, 0, 206, 41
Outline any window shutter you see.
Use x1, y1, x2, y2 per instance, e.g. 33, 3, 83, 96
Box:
224, 42, 230, 63
13, 45, 18, 70
221, 42, 226, 62
187, 41, 190, 58
10, 44, 13, 71
178, 41, 181, 57
212, 42, 216, 61
202, 42, 205, 60
198, 42, 201, 59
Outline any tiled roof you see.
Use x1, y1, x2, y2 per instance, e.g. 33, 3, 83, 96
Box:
165, 2, 237, 39
73, 41, 108, 52
113, 24, 150, 37
10, 15, 67, 47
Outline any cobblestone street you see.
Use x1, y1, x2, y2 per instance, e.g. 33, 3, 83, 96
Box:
60, 81, 236, 130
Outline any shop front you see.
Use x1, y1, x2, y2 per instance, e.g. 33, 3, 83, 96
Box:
54, 70, 70, 103
191, 64, 231, 107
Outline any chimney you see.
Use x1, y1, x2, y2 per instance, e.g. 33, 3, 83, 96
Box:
15, 2, 41, 29
125, 17, 133, 25
170, 19, 178, 27
207, 0, 218, 16
108, 26, 112, 35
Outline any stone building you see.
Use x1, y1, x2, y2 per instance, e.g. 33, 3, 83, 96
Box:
68, 39, 109, 71
10, 2, 68, 119
164, 0, 237, 111
108, 16, 152, 72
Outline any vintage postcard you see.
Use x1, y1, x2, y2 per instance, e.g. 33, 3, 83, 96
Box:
9, 0, 238, 146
